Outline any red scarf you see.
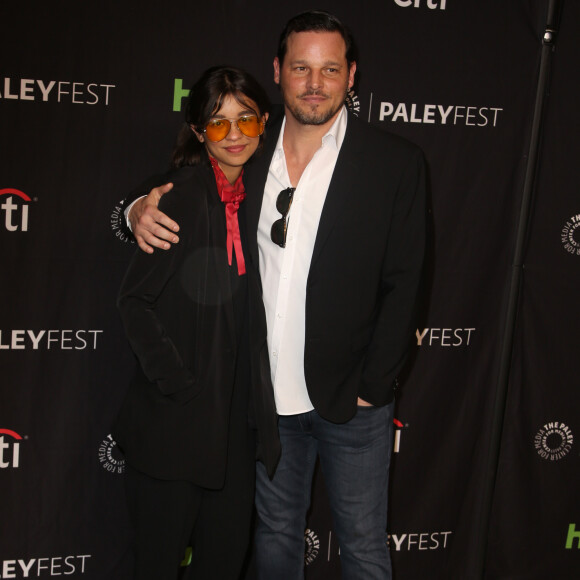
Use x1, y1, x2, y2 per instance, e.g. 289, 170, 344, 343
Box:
209, 157, 246, 276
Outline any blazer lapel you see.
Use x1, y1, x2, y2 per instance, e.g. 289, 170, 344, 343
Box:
205, 168, 236, 348
310, 116, 363, 268
245, 111, 284, 267
244, 109, 363, 271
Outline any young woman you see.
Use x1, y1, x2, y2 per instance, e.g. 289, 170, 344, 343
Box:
114, 66, 270, 580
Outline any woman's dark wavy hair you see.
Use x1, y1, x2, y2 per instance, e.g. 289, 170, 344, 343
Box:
171, 66, 270, 169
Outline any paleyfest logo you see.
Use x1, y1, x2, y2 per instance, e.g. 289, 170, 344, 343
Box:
1, 77, 114, 105
304, 529, 320, 566
110, 199, 134, 244
561, 213, 580, 256
534, 421, 573, 461
98, 434, 125, 474
1, 188, 32, 232
345, 88, 360, 117
388, 530, 453, 551
0, 330, 103, 350
416, 327, 475, 347
325, 528, 453, 559
0, 429, 24, 469
376, 101, 502, 127
0, 555, 91, 577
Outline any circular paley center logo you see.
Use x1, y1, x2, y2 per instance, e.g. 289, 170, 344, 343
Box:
110, 199, 135, 244
561, 214, 580, 256
534, 421, 573, 461
98, 434, 126, 474
304, 528, 320, 566
345, 88, 360, 117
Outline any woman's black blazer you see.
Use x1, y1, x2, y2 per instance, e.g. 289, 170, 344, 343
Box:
114, 163, 253, 488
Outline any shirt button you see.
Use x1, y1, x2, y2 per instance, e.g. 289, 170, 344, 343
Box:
272, 350, 277, 357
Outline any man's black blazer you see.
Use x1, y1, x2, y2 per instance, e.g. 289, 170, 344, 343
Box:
244, 109, 427, 424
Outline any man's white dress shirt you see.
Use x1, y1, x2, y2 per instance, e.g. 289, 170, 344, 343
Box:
257, 106, 348, 415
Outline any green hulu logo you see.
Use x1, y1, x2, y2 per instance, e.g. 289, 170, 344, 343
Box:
173, 79, 190, 112
565, 524, 580, 549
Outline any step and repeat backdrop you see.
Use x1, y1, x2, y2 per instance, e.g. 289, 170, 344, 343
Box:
1, 1, 578, 578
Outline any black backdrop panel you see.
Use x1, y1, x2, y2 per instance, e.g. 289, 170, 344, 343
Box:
1, 1, 578, 578
486, 2, 580, 578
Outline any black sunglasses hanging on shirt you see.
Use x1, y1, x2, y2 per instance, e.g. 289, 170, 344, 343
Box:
270, 187, 296, 248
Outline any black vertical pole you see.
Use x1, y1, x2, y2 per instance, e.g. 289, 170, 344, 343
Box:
472, 0, 563, 577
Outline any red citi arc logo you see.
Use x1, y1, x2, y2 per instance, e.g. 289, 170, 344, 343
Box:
394, 419, 404, 453
0, 428, 23, 468
1, 188, 31, 232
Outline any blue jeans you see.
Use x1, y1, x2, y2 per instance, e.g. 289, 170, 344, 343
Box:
255, 403, 394, 580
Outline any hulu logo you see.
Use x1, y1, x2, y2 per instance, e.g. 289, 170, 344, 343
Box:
565, 523, 580, 549
180, 546, 192, 567
173, 79, 190, 112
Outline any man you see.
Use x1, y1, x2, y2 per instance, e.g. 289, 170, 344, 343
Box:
127, 11, 426, 579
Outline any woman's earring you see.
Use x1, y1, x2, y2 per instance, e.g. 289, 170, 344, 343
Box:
190, 124, 204, 143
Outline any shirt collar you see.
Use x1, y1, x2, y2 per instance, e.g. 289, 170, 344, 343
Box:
274, 105, 349, 159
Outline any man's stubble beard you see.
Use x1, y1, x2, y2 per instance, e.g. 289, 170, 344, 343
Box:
281, 88, 348, 126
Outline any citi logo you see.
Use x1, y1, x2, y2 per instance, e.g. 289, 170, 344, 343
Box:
394, 418, 404, 453
1, 189, 30, 232
394, 0, 447, 9
0, 429, 23, 469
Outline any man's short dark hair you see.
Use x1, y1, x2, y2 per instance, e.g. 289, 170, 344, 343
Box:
277, 10, 357, 66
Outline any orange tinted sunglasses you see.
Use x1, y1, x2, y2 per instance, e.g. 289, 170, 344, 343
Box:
203, 115, 264, 142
